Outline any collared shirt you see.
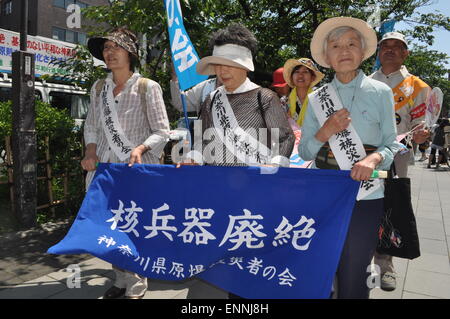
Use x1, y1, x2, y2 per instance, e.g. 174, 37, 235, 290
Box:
370, 65, 431, 134
223, 77, 260, 94
299, 70, 401, 200
84, 72, 170, 167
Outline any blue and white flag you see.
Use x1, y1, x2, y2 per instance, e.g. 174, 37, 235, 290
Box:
48, 164, 359, 298
164, 0, 207, 91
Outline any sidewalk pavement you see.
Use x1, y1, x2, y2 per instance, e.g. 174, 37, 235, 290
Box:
0, 159, 449, 299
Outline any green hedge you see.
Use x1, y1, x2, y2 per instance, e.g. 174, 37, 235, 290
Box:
0, 100, 85, 225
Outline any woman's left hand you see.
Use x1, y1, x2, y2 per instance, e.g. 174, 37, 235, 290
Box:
350, 153, 382, 181
128, 144, 149, 167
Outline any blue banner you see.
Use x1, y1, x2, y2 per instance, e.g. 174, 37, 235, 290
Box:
48, 164, 359, 298
164, 0, 207, 91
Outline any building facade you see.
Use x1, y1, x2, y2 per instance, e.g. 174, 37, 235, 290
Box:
0, 0, 109, 45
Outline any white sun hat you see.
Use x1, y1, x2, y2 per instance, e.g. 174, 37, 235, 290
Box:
196, 44, 254, 75
310, 16, 378, 68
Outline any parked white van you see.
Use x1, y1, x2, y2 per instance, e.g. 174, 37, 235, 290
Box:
0, 72, 89, 127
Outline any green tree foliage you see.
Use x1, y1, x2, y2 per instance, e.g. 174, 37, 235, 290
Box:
53, 0, 449, 119
0, 101, 85, 223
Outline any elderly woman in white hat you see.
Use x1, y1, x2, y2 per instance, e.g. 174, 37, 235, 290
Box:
298, 17, 401, 299
283, 58, 324, 127
194, 23, 295, 168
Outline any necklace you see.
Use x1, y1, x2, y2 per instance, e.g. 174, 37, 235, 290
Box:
333, 80, 358, 113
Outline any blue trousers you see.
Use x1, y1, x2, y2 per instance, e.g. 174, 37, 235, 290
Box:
336, 198, 384, 299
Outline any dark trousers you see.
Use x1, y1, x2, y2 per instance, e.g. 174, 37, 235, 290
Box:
336, 198, 384, 299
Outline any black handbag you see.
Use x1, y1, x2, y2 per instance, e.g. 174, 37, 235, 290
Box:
376, 164, 421, 259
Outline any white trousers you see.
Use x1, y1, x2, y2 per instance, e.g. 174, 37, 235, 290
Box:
373, 251, 395, 274
112, 265, 148, 297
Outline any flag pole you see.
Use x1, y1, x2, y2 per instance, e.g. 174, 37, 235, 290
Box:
179, 89, 192, 149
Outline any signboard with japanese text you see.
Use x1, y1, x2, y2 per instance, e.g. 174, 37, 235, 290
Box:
0, 27, 76, 77
48, 164, 359, 298
164, 0, 207, 91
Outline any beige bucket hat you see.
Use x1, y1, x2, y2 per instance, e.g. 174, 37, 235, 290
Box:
196, 44, 254, 75
310, 17, 378, 68
282, 58, 325, 88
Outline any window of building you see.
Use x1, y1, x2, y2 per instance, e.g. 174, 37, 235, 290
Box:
77, 32, 87, 45
66, 30, 75, 43
52, 27, 66, 41
4, 1, 13, 15
52, 27, 86, 45
53, 0, 88, 9
77, 2, 88, 9
53, 0, 65, 9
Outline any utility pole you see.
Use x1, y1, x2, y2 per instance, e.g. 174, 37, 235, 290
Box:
11, 0, 37, 227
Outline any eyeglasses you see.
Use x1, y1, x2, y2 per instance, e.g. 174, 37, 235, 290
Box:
103, 43, 122, 52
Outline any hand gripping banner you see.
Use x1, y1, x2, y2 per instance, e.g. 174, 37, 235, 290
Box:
48, 164, 359, 298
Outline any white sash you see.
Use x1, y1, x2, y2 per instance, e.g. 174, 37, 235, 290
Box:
309, 84, 382, 201
100, 82, 135, 161
210, 86, 271, 166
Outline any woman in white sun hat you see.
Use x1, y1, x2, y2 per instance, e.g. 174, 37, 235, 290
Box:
194, 23, 295, 168
298, 17, 402, 299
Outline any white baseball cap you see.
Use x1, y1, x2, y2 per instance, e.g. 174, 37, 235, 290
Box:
379, 32, 408, 48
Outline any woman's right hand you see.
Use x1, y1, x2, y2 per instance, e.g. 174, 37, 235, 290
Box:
81, 144, 99, 171
315, 108, 351, 142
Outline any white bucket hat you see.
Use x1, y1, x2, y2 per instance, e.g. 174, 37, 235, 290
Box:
196, 44, 254, 75
310, 17, 378, 68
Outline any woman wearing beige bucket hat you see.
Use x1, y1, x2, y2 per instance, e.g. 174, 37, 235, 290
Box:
191, 23, 295, 171
298, 17, 401, 299
81, 27, 170, 299
283, 58, 324, 127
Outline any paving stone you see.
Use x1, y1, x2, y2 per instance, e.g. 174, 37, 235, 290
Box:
402, 291, 440, 299
418, 238, 448, 256
416, 217, 446, 241
408, 253, 450, 275
0, 275, 67, 299
48, 275, 113, 299
404, 269, 450, 299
